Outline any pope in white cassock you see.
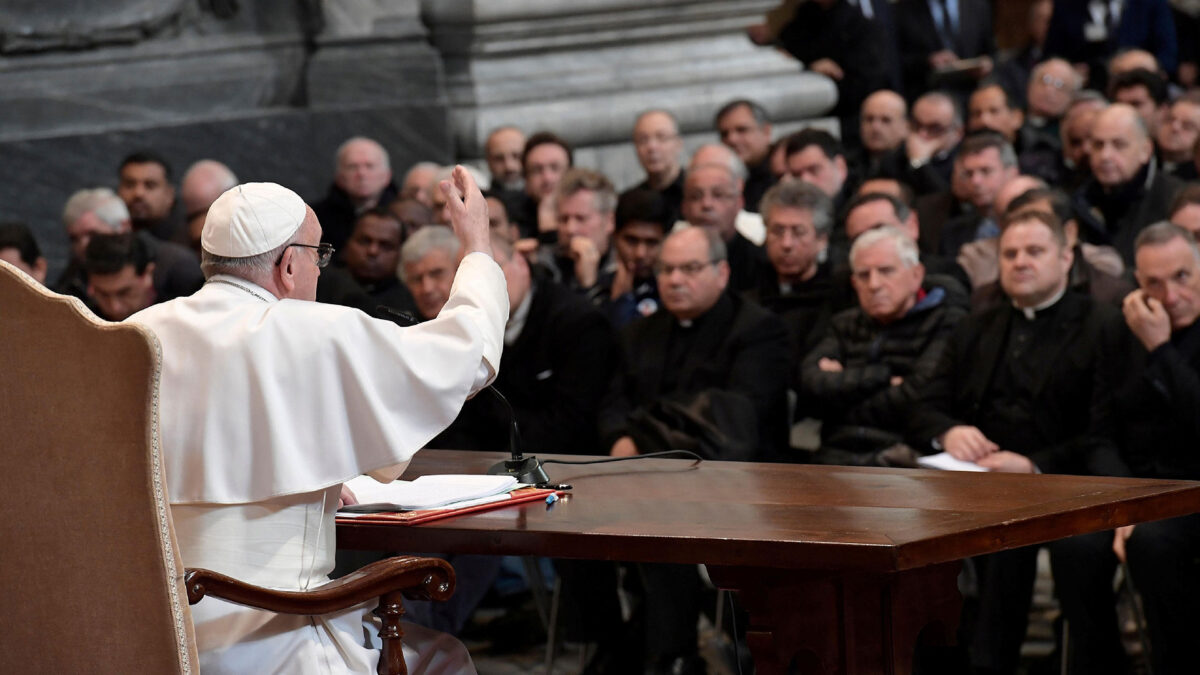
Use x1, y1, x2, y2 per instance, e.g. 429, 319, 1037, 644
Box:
129, 167, 507, 674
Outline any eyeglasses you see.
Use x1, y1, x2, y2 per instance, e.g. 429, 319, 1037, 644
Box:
276, 242, 335, 269
1039, 74, 1066, 90
654, 260, 720, 277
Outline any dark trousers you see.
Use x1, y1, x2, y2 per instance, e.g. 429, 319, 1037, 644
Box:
1126, 513, 1200, 675
1048, 531, 1126, 675
640, 562, 702, 660
969, 545, 1039, 674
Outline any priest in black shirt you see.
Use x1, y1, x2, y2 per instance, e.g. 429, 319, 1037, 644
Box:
909, 209, 1123, 674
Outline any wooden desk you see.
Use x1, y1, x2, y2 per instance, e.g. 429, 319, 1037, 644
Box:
338, 451, 1200, 675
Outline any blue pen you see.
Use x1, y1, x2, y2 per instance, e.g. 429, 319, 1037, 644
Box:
545, 493, 559, 505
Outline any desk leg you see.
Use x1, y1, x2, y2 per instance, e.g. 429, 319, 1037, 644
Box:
707, 561, 961, 675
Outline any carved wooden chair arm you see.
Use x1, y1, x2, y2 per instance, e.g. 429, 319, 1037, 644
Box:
185, 556, 455, 675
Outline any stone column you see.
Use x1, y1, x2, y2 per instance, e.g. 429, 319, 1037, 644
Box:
419, 0, 837, 188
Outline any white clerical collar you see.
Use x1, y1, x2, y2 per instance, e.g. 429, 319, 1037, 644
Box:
505, 287, 534, 346
206, 274, 278, 302
1013, 284, 1067, 320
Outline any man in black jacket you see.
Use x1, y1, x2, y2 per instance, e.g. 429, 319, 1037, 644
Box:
1053, 222, 1200, 675
909, 209, 1124, 674
1073, 103, 1184, 265
312, 137, 399, 253
801, 226, 965, 466
600, 225, 788, 674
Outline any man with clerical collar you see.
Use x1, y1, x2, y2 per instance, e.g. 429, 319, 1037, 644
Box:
594, 188, 668, 326
909, 208, 1124, 675
743, 180, 835, 355
600, 225, 788, 674
316, 206, 416, 317
1074, 103, 1184, 265
128, 169, 505, 674
625, 109, 686, 224
715, 98, 777, 213
800, 225, 965, 467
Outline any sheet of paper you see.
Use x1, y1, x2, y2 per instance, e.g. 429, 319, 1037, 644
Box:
344, 473, 518, 510
917, 452, 989, 472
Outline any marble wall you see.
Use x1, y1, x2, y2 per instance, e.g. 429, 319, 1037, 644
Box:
0, 0, 836, 278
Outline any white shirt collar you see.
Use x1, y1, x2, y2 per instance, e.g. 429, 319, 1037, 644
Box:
1014, 283, 1067, 320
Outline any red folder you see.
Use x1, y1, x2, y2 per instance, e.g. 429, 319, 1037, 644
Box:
336, 487, 560, 526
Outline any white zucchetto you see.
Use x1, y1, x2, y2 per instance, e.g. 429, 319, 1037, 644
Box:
201, 182, 307, 258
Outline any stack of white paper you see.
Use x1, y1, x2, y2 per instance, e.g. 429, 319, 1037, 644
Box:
917, 452, 989, 472
344, 474, 519, 510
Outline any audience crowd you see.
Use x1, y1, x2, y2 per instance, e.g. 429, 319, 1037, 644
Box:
4, 2, 1200, 674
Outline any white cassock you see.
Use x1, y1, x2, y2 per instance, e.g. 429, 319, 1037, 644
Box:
130, 252, 508, 675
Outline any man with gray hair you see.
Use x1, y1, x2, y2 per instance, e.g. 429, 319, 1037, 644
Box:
128, 167, 505, 674
400, 224, 461, 321
1073, 103, 1185, 265
55, 186, 203, 311
680, 160, 770, 292
180, 159, 238, 254
313, 136, 398, 253
540, 167, 619, 293
745, 180, 835, 355
714, 99, 778, 213
800, 225, 964, 466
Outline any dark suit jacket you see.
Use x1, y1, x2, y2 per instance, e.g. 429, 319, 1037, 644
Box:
1045, 0, 1178, 75
779, 0, 891, 117
434, 279, 618, 455
1073, 164, 1184, 266
600, 292, 790, 461
312, 182, 400, 254
895, 0, 995, 97
908, 291, 1125, 475
1102, 320, 1200, 480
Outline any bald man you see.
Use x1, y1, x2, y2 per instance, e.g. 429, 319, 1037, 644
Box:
313, 136, 399, 253
626, 110, 686, 223
851, 90, 909, 178
1073, 103, 1185, 265
180, 160, 238, 254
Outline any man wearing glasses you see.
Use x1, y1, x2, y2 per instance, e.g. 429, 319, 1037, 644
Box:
600, 224, 788, 673
129, 172, 505, 674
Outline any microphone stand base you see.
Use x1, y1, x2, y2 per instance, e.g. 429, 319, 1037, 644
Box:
487, 456, 549, 484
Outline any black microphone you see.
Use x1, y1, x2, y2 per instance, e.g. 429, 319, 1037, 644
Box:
376, 305, 550, 484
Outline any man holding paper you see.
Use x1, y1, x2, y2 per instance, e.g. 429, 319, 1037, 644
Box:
908, 208, 1124, 674
129, 168, 507, 674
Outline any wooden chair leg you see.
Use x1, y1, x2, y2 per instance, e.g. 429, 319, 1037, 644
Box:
375, 591, 408, 675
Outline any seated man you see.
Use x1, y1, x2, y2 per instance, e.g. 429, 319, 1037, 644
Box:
83, 232, 192, 321
400, 225, 459, 321
1054, 222, 1200, 675
681, 160, 771, 293
317, 207, 416, 316
129, 169, 505, 674
1073, 103, 1184, 266
537, 168, 619, 294
117, 150, 180, 240
56, 187, 203, 311
313, 136, 399, 252
800, 226, 965, 466
594, 188, 668, 326
626, 109, 686, 223
180, 159, 238, 254
744, 180, 835, 356
937, 132, 1019, 258
715, 99, 778, 213
600, 225, 789, 673
909, 209, 1124, 675
0, 222, 47, 284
